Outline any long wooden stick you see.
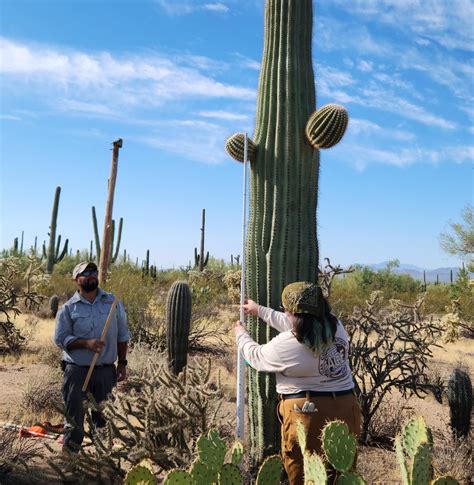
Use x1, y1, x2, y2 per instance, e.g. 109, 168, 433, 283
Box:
82, 298, 118, 392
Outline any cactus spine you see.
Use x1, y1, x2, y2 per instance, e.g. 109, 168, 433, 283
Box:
225, 0, 348, 462
44, 186, 68, 273
91, 206, 123, 264
166, 281, 192, 375
447, 368, 472, 439
194, 209, 209, 271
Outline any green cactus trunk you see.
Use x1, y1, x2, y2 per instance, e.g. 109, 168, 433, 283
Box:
46, 186, 68, 274
166, 281, 192, 375
246, 0, 319, 462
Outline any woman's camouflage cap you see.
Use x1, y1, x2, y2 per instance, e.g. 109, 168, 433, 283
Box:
281, 281, 323, 317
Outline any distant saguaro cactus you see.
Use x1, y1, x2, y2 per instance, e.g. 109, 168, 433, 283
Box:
447, 368, 472, 439
166, 281, 192, 375
194, 208, 209, 271
43, 186, 69, 274
92, 206, 123, 264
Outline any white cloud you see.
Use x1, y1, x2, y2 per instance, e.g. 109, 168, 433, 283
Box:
0, 114, 22, 121
138, 119, 230, 164
349, 118, 415, 141
0, 37, 255, 109
154, 0, 230, 15
340, 143, 473, 171
234, 53, 261, 71
203, 3, 229, 12
197, 110, 249, 121
331, 0, 474, 51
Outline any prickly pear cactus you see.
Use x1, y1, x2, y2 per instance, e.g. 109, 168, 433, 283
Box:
255, 455, 283, 485
218, 464, 241, 485
163, 470, 194, 485
321, 420, 357, 473
166, 280, 192, 375
196, 429, 227, 482
296, 419, 307, 452
225, 0, 348, 462
190, 458, 213, 485
411, 442, 433, 484
304, 452, 327, 484
125, 464, 156, 485
431, 478, 460, 485
336, 472, 366, 485
230, 440, 244, 465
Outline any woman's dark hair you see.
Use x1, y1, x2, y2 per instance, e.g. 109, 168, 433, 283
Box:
291, 297, 338, 353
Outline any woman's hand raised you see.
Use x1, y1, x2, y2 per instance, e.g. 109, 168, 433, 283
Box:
242, 299, 258, 316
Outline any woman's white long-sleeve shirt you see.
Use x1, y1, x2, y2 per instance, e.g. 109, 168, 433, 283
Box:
236, 306, 354, 394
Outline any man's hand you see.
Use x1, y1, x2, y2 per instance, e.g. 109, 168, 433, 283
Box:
116, 364, 127, 382
85, 339, 105, 353
235, 320, 247, 337
242, 299, 258, 316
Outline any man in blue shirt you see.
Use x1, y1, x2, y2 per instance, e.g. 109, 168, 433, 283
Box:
54, 261, 130, 452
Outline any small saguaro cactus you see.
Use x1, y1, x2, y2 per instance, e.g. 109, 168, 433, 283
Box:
43, 186, 69, 274
447, 368, 472, 439
49, 295, 59, 318
91, 206, 123, 264
194, 208, 209, 271
166, 281, 192, 375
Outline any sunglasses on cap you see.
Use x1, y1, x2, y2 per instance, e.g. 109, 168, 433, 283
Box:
78, 270, 98, 277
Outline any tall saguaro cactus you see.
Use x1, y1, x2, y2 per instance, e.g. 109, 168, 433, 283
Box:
225, 1, 348, 462
44, 186, 69, 274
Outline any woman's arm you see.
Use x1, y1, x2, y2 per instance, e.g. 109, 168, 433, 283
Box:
235, 321, 287, 373
243, 299, 292, 333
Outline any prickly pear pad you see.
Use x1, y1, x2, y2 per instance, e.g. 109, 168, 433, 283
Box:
336, 472, 366, 485
401, 416, 431, 458
410, 442, 433, 484
163, 470, 194, 485
395, 436, 409, 485
125, 465, 155, 485
255, 455, 283, 485
303, 452, 327, 484
190, 458, 213, 485
197, 430, 226, 480
295, 419, 307, 452
432, 477, 460, 485
231, 440, 245, 466
321, 420, 356, 473
219, 464, 242, 485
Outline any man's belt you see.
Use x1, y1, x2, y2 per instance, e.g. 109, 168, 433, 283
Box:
62, 360, 115, 369
281, 389, 354, 400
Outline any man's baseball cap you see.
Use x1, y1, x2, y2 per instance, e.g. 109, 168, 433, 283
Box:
72, 261, 98, 280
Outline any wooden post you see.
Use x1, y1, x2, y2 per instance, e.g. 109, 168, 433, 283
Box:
99, 139, 122, 286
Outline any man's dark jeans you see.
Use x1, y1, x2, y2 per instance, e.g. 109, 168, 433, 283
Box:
61, 363, 116, 451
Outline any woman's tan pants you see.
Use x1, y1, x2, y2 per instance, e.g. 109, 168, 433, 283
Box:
277, 393, 361, 485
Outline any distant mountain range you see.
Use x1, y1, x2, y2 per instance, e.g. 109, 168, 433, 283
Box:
355, 261, 471, 284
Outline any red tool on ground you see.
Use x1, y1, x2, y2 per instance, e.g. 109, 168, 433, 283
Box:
2, 422, 63, 440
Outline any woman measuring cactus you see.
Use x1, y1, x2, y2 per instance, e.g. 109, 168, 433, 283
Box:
235, 283, 361, 484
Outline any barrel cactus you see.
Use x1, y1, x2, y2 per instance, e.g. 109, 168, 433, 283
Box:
447, 368, 472, 439
166, 281, 192, 375
225, 0, 348, 462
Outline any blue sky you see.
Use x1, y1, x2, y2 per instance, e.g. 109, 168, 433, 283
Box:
1, 0, 472, 270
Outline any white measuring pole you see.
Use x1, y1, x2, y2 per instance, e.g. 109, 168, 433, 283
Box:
236, 133, 249, 440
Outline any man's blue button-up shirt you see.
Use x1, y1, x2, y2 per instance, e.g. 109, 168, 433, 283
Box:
54, 288, 130, 366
